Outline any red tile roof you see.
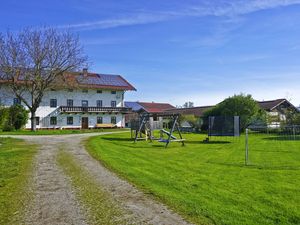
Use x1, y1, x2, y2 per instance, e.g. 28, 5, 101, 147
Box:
137, 102, 175, 113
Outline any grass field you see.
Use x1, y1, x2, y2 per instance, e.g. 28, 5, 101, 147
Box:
0, 138, 37, 224
86, 132, 300, 225
0, 128, 128, 135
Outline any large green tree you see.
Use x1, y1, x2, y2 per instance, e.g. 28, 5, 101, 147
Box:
203, 94, 266, 130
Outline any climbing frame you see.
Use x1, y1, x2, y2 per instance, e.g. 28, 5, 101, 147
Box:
132, 112, 185, 148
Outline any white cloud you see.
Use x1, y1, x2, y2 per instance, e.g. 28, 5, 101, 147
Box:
57, 13, 171, 30
58, 0, 300, 31
82, 37, 129, 45
186, 0, 300, 17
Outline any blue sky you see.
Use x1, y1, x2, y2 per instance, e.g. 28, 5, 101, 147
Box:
1, 0, 300, 107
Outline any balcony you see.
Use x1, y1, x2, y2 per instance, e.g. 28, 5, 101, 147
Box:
59, 106, 131, 114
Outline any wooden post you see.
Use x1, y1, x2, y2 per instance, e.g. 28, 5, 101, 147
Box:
135, 114, 146, 143
166, 115, 177, 148
175, 116, 185, 146
149, 129, 152, 142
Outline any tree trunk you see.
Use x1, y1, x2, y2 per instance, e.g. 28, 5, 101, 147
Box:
30, 110, 36, 132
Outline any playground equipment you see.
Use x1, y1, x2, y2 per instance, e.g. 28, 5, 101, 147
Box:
131, 112, 185, 148
130, 113, 154, 141
204, 116, 240, 142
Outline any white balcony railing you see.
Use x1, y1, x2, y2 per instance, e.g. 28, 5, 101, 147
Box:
59, 106, 131, 113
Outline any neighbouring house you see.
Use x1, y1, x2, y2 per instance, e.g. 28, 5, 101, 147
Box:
257, 99, 299, 127
0, 69, 136, 129
166, 99, 299, 127
124, 101, 175, 127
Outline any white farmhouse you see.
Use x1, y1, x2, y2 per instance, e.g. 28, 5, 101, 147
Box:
0, 69, 136, 129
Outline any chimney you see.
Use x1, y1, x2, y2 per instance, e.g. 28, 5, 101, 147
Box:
82, 68, 88, 77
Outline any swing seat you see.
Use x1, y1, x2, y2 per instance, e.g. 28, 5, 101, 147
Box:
158, 139, 169, 143
158, 138, 186, 143
160, 129, 176, 139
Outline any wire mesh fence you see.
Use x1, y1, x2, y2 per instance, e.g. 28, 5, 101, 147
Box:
245, 125, 300, 169
208, 116, 240, 137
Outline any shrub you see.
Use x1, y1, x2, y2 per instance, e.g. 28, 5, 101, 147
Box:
8, 105, 29, 130
0, 107, 9, 131
203, 94, 266, 130
2, 123, 14, 132
290, 113, 300, 125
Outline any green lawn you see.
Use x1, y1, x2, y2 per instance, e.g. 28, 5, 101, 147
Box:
86, 132, 300, 225
0, 138, 37, 224
0, 128, 128, 135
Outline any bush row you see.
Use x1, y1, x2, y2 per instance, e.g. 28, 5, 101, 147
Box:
0, 105, 28, 131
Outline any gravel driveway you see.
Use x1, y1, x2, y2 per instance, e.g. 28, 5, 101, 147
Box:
2, 132, 191, 225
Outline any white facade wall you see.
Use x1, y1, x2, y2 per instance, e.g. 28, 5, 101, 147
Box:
0, 85, 126, 129
38, 114, 124, 129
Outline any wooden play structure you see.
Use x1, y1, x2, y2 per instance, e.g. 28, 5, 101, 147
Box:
131, 112, 185, 148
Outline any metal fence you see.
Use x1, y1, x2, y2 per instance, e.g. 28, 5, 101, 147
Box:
245, 125, 300, 168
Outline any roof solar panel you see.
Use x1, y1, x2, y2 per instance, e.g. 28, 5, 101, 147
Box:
76, 74, 128, 87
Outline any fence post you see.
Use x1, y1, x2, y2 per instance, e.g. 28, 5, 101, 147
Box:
293, 126, 296, 141
245, 128, 249, 165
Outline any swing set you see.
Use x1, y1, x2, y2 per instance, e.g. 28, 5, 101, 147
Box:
131, 112, 185, 148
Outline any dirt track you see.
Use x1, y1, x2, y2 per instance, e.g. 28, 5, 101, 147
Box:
3, 132, 191, 225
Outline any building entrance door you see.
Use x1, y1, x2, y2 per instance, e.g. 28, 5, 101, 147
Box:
81, 117, 89, 129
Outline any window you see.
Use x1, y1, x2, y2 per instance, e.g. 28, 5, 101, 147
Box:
67, 99, 73, 107
97, 90, 102, 94
13, 98, 21, 105
111, 91, 116, 94
50, 99, 57, 108
82, 100, 88, 107
50, 117, 57, 125
111, 116, 116, 124
111, 101, 116, 107
96, 100, 103, 107
82, 89, 88, 93
67, 117, 73, 125
35, 117, 40, 126
97, 116, 103, 124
